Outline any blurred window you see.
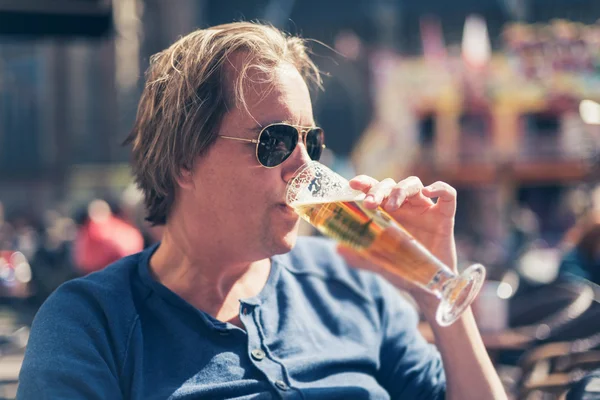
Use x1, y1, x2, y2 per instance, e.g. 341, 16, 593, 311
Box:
418, 115, 436, 146
523, 112, 560, 137
459, 112, 491, 161
0, 44, 43, 176
520, 112, 561, 159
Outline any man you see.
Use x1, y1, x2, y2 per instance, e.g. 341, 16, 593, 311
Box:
18, 22, 506, 399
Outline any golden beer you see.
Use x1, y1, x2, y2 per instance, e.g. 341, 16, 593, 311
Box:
287, 161, 485, 326
293, 199, 443, 288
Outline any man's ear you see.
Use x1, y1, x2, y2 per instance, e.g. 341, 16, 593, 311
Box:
175, 167, 195, 190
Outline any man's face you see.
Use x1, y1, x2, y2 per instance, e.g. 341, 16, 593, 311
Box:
178, 61, 315, 261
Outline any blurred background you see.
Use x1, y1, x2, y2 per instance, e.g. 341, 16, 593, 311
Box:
0, 0, 599, 398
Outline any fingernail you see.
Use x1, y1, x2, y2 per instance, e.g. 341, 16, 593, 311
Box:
364, 195, 378, 208
386, 195, 399, 210
396, 195, 406, 208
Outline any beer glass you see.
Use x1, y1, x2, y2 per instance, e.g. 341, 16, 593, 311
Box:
286, 161, 486, 327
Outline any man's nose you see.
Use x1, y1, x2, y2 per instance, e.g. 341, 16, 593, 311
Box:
281, 142, 312, 184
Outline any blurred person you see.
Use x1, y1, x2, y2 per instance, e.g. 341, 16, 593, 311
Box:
72, 199, 144, 275
18, 22, 506, 399
29, 211, 78, 304
508, 205, 541, 254
10, 212, 39, 260
558, 211, 600, 285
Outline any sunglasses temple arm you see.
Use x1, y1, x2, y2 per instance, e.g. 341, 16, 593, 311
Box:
219, 135, 259, 144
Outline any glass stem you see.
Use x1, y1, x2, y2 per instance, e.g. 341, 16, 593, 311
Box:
424, 267, 456, 300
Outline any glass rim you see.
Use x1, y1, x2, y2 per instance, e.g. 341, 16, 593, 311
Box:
285, 160, 323, 206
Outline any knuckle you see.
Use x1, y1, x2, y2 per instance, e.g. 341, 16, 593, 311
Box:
353, 174, 372, 182
368, 185, 381, 194
392, 185, 407, 196
389, 189, 403, 200
407, 176, 423, 186
433, 180, 456, 192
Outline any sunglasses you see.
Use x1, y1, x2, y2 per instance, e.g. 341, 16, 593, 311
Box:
219, 123, 325, 168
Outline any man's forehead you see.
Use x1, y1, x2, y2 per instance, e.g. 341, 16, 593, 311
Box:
223, 52, 274, 90
220, 54, 313, 128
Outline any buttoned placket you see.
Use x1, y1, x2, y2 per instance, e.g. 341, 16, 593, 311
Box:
239, 301, 303, 399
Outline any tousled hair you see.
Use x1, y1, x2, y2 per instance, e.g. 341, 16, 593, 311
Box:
124, 22, 322, 225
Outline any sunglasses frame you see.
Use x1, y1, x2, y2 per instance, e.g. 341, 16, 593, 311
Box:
219, 123, 325, 168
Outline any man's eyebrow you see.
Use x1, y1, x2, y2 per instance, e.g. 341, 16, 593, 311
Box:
251, 119, 321, 131
252, 119, 294, 130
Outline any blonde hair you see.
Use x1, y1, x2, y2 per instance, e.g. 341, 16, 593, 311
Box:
124, 22, 322, 225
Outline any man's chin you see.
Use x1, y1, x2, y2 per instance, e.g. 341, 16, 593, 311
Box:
270, 228, 299, 255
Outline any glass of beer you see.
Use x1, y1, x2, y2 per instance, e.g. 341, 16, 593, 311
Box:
286, 161, 486, 327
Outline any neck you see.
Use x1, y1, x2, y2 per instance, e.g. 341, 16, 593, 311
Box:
149, 217, 271, 319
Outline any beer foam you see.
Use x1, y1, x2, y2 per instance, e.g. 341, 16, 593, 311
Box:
286, 161, 363, 206
291, 192, 366, 208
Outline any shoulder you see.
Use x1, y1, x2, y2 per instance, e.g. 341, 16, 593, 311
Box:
30, 249, 147, 344
56, 250, 144, 308
18, 251, 149, 398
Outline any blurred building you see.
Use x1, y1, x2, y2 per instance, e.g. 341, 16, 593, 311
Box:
0, 36, 120, 212
0, 0, 599, 253
0, 0, 202, 216
354, 19, 600, 267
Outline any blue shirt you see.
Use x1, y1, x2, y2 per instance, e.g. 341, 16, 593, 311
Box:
18, 237, 446, 399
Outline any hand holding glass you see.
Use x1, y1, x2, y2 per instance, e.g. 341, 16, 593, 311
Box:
286, 161, 486, 327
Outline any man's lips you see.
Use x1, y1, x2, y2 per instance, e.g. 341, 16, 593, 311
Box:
277, 203, 297, 215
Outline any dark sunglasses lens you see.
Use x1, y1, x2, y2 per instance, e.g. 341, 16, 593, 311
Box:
257, 125, 298, 167
306, 128, 324, 161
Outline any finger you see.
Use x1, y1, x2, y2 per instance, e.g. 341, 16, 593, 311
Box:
349, 175, 396, 208
348, 175, 382, 208
384, 176, 432, 212
422, 181, 457, 217
363, 178, 396, 209
348, 175, 379, 192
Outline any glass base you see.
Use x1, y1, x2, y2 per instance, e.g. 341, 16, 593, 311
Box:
435, 263, 486, 327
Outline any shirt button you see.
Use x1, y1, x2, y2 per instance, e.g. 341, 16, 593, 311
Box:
274, 380, 288, 391
241, 306, 251, 315
251, 349, 266, 361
